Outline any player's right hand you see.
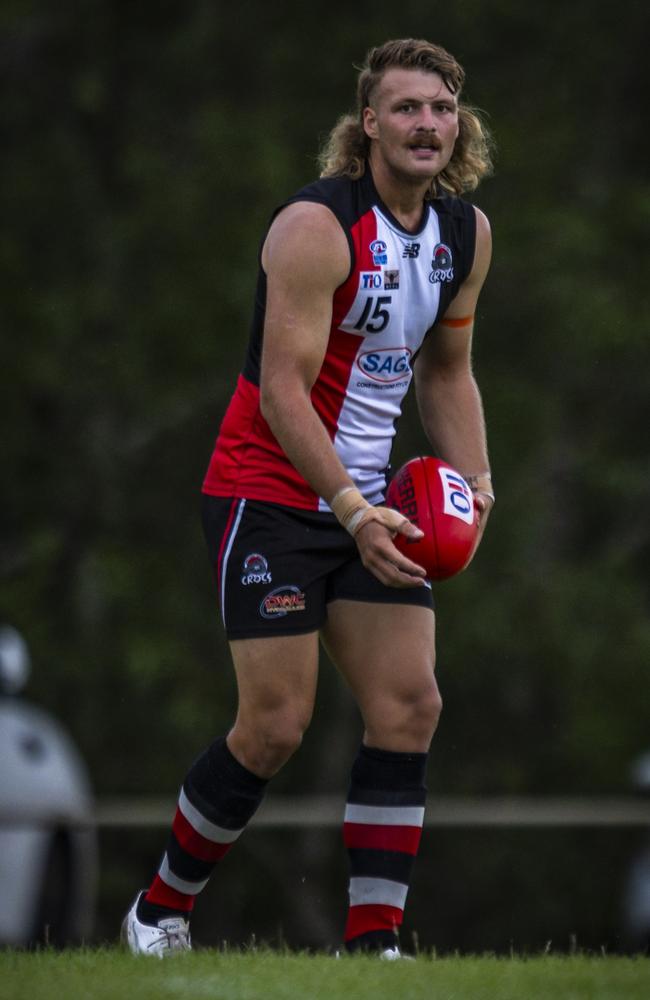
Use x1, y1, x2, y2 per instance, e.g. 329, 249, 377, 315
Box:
354, 517, 428, 588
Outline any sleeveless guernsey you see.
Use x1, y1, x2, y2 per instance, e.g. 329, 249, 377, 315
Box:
202, 168, 477, 511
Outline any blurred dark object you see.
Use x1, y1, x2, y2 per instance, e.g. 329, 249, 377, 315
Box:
621, 751, 650, 952
0, 625, 97, 946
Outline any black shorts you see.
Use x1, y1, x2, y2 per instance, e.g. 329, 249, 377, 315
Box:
201, 494, 434, 640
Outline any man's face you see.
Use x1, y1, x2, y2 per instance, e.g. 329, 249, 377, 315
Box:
363, 68, 460, 185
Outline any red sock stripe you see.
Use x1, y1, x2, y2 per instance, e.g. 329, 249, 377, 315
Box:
172, 806, 234, 863
343, 822, 422, 855
344, 903, 404, 941
145, 874, 194, 913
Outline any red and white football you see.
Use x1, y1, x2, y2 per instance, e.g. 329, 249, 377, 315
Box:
385, 456, 479, 580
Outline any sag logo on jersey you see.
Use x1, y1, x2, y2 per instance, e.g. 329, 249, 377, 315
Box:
429, 243, 454, 283
356, 347, 412, 384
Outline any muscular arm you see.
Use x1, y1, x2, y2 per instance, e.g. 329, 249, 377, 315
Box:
259, 203, 425, 586
414, 207, 494, 535
259, 202, 353, 501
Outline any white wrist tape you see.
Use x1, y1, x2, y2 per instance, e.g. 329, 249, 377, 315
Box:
330, 486, 411, 537
464, 472, 495, 504
330, 487, 370, 535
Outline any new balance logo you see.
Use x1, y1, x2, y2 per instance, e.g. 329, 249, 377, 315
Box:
402, 243, 420, 259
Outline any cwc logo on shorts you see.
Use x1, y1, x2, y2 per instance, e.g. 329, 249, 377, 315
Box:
429, 243, 454, 284
260, 585, 306, 619
356, 347, 412, 383
369, 239, 388, 266
241, 553, 272, 586
438, 468, 474, 525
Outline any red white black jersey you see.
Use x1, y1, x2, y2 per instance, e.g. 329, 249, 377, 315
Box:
203, 168, 477, 510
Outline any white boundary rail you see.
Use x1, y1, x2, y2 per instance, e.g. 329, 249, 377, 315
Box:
92, 795, 650, 829
2, 797, 649, 829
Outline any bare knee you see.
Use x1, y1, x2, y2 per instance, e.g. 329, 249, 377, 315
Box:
250, 717, 307, 774
399, 682, 443, 743
420, 683, 443, 735
228, 708, 311, 778
365, 681, 443, 752
228, 632, 319, 779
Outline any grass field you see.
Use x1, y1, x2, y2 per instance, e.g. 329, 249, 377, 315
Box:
1, 949, 648, 1000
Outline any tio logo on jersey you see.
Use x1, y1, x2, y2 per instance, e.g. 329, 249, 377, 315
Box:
360, 271, 383, 290
359, 270, 400, 291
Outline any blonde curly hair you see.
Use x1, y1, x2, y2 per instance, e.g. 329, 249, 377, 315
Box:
318, 38, 494, 197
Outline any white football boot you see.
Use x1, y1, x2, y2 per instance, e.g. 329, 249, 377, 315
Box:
379, 946, 414, 960
122, 891, 191, 957
335, 944, 414, 960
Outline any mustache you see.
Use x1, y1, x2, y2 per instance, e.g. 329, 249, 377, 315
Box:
409, 133, 442, 149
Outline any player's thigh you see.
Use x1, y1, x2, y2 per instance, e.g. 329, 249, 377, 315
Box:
229, 631, 320, 725
228, 631, 320, 774
321, 599, 437, 717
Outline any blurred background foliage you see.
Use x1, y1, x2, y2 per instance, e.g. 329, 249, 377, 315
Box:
2, 0, 649, 809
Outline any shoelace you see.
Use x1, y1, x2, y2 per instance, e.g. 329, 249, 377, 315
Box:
147, 925, 190, 953
165, 929, 190, 952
